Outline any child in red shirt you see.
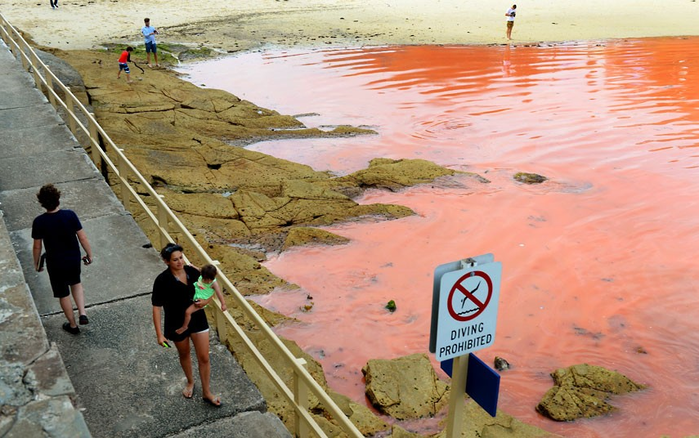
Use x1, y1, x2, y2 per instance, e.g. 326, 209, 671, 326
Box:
117, 47, 134, 84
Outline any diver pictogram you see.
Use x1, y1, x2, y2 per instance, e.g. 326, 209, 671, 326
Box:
446, 271, 493, 322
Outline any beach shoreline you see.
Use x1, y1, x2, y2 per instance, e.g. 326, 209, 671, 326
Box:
3, 1, 698, 54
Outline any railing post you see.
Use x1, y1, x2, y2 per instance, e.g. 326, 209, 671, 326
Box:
7, 30, 19, 58
294, 358, 310, 438
212, 260, 228, 343
0, 22, 7, 45
66, 95, 77, 134
117, 149, 130, 208
18, 41, 28, 70
45, 73, 57, 107
157, 195, 169, 250
88, 115, 100, 166
30, 50, 41, 88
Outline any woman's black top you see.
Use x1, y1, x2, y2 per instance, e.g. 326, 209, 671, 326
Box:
152, 265, 208, 342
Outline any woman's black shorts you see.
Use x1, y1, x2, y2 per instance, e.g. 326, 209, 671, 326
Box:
166, 308, 209, 343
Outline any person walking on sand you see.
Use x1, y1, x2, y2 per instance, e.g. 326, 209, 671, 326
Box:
117, 46, 134, 83
50, 0, 58, 9
141, 18, 160, 68
505, 4, 517, 40
152, 243, 223, 407
32, 184, 93, 335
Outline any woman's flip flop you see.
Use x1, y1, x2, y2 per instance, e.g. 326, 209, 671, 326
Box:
182, 384, 194, 399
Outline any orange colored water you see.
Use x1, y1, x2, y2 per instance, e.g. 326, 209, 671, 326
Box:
179, 39, 699, 436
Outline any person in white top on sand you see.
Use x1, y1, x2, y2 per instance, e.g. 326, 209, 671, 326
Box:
505, 4, 517, 40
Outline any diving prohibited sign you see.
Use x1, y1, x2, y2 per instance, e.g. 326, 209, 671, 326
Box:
429, 254, 502, 361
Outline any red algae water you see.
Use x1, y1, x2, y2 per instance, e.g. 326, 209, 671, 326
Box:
179, 39, 699, 436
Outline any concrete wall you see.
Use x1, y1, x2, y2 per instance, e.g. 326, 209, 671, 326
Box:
0, 209, 91, 437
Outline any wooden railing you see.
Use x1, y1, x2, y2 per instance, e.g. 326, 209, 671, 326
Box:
0, 13, 363, 438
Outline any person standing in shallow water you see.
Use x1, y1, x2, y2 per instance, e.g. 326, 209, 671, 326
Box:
506, 4, 517, 40
32, 184, 93, 335
152, 243, 223, 407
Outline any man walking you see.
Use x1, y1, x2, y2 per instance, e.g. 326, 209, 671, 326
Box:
32, 184, 93, 334
141, 18, 160, 67
505, 4, 517, 40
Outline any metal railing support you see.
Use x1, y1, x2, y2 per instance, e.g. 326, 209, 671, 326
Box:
157, 195, 169, 250
294, 358, 311, 438
46, 73, 57, 107
87, 116, 100, 165
66, 97, 77, 134
117, 149, 130, 207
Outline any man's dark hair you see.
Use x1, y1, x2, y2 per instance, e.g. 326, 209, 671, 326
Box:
126, 46, 134, 52
200, 264, 218, 281
37, 184, 60, 211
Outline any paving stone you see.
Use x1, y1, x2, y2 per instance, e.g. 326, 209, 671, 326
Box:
169, 411, 293, 438
43, 297, 266, 438
7, 397, 90, 438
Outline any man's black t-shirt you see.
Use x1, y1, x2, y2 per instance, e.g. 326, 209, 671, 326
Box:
32, 209, 82, 266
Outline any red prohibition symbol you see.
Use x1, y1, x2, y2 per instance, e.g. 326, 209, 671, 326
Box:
447, 270, 493, 322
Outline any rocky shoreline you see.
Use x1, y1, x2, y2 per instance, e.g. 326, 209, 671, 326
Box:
29, 39, 651, 436
42, 45, 489, 435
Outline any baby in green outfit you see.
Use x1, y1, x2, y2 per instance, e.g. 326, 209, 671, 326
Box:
176, 264, 227, 335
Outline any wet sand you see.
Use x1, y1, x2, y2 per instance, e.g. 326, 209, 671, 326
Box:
3, 0, 698, 52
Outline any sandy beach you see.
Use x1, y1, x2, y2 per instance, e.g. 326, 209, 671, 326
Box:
2, 0, 698, 52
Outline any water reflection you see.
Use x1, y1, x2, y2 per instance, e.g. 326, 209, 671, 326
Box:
179, 39, 699, 436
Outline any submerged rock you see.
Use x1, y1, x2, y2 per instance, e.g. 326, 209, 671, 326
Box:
494, 356, 511, 371
536, 363, 646, 421
514, 172, 548, 184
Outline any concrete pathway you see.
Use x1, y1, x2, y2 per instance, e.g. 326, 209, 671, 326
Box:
0, 41, 290, 438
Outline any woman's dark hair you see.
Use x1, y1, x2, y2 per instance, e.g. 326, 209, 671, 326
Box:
37, 184, 61, 211
160, 243, 184, 261
200, 264, 218, 280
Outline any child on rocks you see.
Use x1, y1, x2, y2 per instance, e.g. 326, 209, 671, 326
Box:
175, 264, 227, 334
117, 46, 134, 83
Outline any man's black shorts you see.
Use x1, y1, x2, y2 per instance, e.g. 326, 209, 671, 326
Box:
47, 260, 81, 298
